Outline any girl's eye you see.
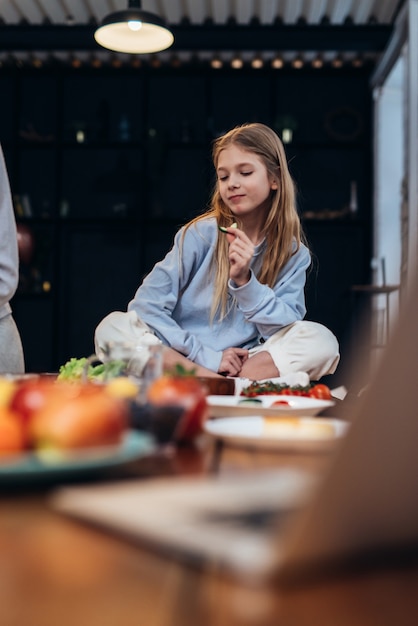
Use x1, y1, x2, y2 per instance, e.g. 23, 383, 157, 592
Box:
218, 175, 228, 182
241, 171, 252, 176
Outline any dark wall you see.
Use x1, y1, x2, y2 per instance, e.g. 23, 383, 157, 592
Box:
2, 63, 373, 378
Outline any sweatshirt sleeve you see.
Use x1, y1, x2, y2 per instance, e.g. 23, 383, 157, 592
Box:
0, 146, 19, 310
228, 243, 310, 339
128, 224, 223, 371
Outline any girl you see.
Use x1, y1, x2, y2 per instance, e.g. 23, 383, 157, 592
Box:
95, 123, 339, 381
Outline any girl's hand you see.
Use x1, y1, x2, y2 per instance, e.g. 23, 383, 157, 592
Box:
225, 227, 254, 286
218, 347, 249, 376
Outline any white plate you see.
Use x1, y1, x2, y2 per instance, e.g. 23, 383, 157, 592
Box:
207, 394, 335, 418
204, 416, 348, 453
0, 430, 155, 485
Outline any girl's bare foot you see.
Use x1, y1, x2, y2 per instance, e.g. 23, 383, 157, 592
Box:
239, 351, 279, 381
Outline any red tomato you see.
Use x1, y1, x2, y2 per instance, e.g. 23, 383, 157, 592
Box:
271, 400, 291, 406
147, 376, 208, 443
308, 384, 332, 400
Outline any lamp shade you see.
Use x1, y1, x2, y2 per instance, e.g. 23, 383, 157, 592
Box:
94, 3, 174, 54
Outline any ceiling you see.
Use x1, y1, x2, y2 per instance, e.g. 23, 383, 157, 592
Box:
0, 0, 405, 69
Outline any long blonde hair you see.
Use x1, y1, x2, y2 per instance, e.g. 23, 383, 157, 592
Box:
182, 123, 307, 320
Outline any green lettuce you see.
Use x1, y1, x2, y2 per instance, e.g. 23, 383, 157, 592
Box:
57, 357, 126, 381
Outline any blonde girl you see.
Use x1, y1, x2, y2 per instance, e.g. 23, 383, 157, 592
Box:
95, 123, 339, 381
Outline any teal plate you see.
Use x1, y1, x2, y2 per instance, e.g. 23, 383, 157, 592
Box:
0, 430, 155, 486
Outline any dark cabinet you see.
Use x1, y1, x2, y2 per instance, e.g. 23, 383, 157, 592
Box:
3, 66, 372, 373
210, 74, 272, 134
0, 76, 16, 144
61, 147, 144, 218
18, 148, 57, 218
274, 74, 369, 143
62, 75, 144, 143
147, 75, 208, 143
288, 146, 369, 215
57, 223, 143, 361
304, 220, 370, 335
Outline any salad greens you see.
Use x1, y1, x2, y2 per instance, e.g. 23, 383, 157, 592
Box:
57, 357, 126, 382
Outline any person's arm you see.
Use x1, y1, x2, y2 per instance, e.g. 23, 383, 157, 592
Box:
128, 224, 224, 372
0, 146, 19, 309
229, 243, 311, 339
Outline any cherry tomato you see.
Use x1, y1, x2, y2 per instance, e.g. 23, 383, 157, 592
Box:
308, 384, 332, 400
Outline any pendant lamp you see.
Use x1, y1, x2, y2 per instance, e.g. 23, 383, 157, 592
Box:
94, 0, 174, 54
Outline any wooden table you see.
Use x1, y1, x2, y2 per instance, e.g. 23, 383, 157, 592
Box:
1, 438, 418, 626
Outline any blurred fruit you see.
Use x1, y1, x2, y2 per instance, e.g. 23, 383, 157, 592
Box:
16, 223, 35, 265
29, 386, 128, 451
0, 407, 25, 456
10, 378, 69, 428
146, 376, 208, 443
6, 379, 130, 453
0, 378, 16, 407
105, 377, 139, 400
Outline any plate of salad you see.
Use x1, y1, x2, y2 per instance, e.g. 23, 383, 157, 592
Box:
207, 381, 335, 418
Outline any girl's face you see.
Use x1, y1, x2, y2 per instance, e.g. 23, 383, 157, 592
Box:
216, 144, 277, 219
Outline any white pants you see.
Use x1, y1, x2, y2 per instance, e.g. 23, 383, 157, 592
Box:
95, 311, 340, 381
248, 320, 339, 380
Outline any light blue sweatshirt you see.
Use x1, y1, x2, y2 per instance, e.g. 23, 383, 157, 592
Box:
128, 217, 310, 372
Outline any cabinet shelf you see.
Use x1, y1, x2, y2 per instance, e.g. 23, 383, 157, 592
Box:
14, 290, 53, 299
301, 215, 366, 224
61, 141, 144, 149
18, 139, 57, 147
284, 140, 368, 150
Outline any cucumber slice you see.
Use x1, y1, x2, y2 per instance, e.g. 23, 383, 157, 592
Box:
238, 397, 263, 405
218, 222, 238, 233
